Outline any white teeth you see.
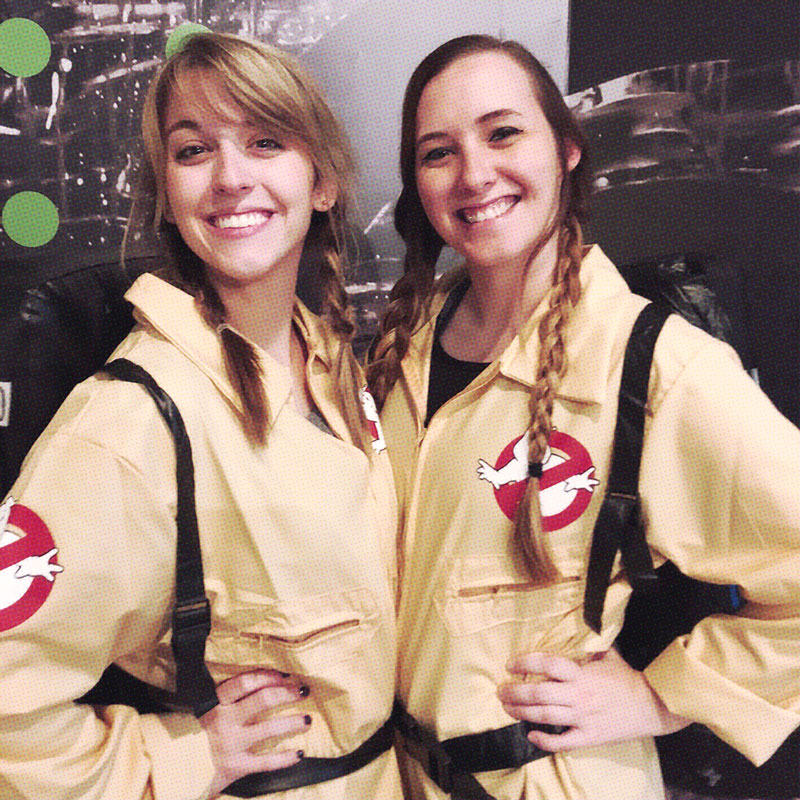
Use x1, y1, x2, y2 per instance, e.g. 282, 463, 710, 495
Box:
212, 211, 270, 229
461, 197, 515, 223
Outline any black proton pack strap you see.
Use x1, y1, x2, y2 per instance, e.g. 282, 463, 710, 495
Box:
393, 700, 560, 800
583, 303, 671, 633
102, 358, 219, 717
102, 359, 396, 794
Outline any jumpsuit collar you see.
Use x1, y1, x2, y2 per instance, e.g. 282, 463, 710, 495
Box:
400, 245, 635, 426
125, 272, 338, 431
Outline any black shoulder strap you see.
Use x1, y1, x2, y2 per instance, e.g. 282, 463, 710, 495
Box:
102, 358, 219, 717
584, 303, 671, 633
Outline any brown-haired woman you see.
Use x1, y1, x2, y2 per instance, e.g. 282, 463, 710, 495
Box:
368, 34, 800, 799
0, 32, 401, 800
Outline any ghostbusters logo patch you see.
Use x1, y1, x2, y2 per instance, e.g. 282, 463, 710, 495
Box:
360, 386, 386, 453
0, 497, 63, 632
477, 430, 599, 530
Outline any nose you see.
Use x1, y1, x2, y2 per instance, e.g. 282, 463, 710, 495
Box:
212, 143, 254, 194
458, 143, 494, 194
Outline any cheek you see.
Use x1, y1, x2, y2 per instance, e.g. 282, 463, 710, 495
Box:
416, 173, 448, 222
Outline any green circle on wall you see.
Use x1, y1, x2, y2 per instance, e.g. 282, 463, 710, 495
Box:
0, 18, 51, 78
165, 22, 211, 60
2, 192, 60, 247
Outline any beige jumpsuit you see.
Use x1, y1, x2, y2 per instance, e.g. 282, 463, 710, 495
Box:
0, 273, 402, 800
382, 245, 800, 800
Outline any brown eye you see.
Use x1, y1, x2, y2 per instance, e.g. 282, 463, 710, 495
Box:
254, 137, 282, 151
490, 126, 522, 142
175, 144, 206, 161
420, 146, 452, 164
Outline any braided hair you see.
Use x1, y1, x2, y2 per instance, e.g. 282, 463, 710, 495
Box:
367, 35, 591, 580
130, 32, 370, 452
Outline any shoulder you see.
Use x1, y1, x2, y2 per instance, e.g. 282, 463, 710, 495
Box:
649, 313, 742, 413
26, 327, 187, 481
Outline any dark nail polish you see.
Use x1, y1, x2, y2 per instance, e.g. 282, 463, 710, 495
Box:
296, 749, 305, 759
303, 714, 312, 726
299, 685, 310, 697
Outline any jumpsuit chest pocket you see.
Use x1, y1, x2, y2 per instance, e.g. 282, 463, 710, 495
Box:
435, 554, 584, 638
204, 585, 382, 677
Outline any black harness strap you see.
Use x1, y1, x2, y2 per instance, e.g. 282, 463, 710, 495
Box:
102, 359, 395, 793
225, 715, 395, 796
394, 700, 559, 800
583, 303, 670, 633
102, 358, 219, 717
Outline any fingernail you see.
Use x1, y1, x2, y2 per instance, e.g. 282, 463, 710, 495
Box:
303, 714, 312, 726
296, 749, 305, 759
299, 685, 310, 697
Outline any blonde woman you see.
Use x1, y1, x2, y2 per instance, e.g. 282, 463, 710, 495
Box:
0, 33, 400, 799
368, 34, 800, 799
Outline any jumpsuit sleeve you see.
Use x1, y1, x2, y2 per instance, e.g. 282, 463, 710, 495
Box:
0, 411, 216, 799
639, 331, 800, 766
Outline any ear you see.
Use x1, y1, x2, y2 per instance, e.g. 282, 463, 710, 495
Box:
312, 177, 338, 213
565, 139, 582, 173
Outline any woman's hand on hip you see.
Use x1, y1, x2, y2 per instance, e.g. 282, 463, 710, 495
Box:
497, 648, 690, 751
200, 669, 311, 797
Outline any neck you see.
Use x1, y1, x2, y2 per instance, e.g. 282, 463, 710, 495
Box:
211, 268, 298, 366
464, 232, 561, 332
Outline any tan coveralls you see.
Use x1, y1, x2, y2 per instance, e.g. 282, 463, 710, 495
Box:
382, 246, 800, 800
0, 273, 401, 800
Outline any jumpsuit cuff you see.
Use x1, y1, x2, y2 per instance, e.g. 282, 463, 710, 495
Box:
140, 711, 216, 800
643, 638, 800, 766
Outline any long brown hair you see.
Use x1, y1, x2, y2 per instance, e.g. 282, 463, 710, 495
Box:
367, 34, 591, 581
129, 32, 370, 451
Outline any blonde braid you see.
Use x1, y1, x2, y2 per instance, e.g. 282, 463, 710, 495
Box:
513, 215, 584, 582
196, 281, 270, 445
317, 234, 374, 455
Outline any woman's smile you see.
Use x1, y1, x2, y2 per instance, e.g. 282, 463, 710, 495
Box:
457, 194, 519, 224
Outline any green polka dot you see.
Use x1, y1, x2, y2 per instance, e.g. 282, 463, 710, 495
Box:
2, 192, 59, 247
165, 22, 211, 60
0, 18, 51, 78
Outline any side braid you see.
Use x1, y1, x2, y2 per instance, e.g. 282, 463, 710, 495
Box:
512, 215, 584, 583
196, 280, 270, 445
316, 230, 375, 456
366, 262, 436, 408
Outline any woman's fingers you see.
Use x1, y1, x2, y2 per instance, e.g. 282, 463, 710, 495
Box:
502, 702, 577, 728
497, 677, 575, 707
239, 746, 305, 775
506, 652, 583, 681
216, 669, 295, 705
200, 668, 314, 795
235, 683, 310, 724
220, 745, 304, 786
241, 713, 311, 749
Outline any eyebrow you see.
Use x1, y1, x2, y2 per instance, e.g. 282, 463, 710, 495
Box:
416, 108, 522, 149
165, 119, 202, 138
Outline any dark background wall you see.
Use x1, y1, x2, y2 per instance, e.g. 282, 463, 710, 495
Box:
568, 0, 800, 424
0, 0, 797, 423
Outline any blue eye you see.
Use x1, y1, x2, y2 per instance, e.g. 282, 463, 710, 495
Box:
490, 126, 522, 142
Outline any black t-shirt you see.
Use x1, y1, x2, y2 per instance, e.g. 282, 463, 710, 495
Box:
425, 280, 490, 425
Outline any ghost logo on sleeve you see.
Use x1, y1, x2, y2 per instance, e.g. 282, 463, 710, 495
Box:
0, 497, 63, 632
360, 386, 387, 453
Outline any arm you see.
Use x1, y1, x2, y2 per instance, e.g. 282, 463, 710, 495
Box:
499, 328, 800, 759
639, 335, 800, 765
0, 411, 307, 798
